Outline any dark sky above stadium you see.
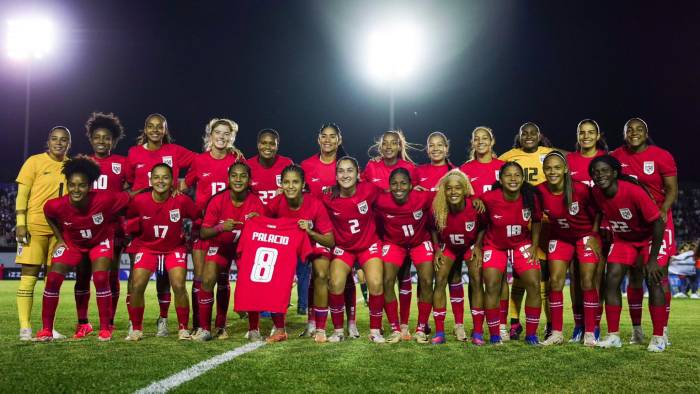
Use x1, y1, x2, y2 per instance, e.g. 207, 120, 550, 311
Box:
1, 1, 699, 182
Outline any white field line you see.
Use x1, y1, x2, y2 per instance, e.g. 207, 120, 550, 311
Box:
134, 342, 265, 394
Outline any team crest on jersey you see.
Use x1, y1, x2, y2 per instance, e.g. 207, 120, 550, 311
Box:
568, 201, 579, 216
522, 208, 531, 221
549, 240, 557, 253
207, 247, 219, 256
111, 162, 122, 174
483, 250, 492, 262
52, 246, 66, 258
619, 208, 632, 220
465, 221, 475, 232
162, 156, 173, 167
276, 174, 282, 187
382, 244, 390, 256
643, 161, 655, 175
169, 209, 181, 222
357, 200, 368, 214
134, 253, 143, 263
413, 210, 424, 220
92, 212, 104, 225
333, 247, 345, 256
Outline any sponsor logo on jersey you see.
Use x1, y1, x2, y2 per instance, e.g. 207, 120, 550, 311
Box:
382, 244, 390, 256
643, 161, 655, 175
470, 176, 479, 182
483, 250, 492, 262
465, 221, 475, 232
136, 163, 145, 169
92, 212, 104, 225
619, 208, 632, 220
142, 216, 151, 220
111, 162, 122, 174
169, 209, 181, 222
53, 246, 66, 258
162, 156, 173, 167
493, 214, 503, 220
251, 181, 259, 186
548, 240, 557, 253
570, 171, 578, 176
386, 214, 395, 219
276, 174, 282, 187
63, 222, 72, 226
311, 177, 320, 182
371, 178, 381, 183
413, 210, 424, 220
420, 177, 429, 182
207, 246, 219, 256
332, 211, 341, 216
522, 208, 531, 221
569, 201, 579, 216
357, 200, 368, 214
202, 172, 211, 177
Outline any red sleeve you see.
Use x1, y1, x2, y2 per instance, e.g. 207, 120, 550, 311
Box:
409, 166, 419, 186
635, 186, 661, 224
111, 191, 131, 213
176, 144, 196, 169
657, 149, 677, 178
361, 161, 373, 183
313, 200, 333, 234
184, 157, 198, 187
202, 196, 221, 227
125, 148, 136, 185
43, 199, 58, 220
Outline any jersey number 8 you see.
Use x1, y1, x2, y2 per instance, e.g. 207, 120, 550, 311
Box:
251, 247, 278, 283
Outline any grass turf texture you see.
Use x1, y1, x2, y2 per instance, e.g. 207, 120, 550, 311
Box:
1, 281, 698, 393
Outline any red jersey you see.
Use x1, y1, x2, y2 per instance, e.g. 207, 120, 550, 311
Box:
127, 192, 197, 253
611, 145, 676, 209
247, 155, 294, 204
267, 193, 333, 235
300, 154, 336, 197
481, 189, 543, 250
126, 143, 196, 190
234, 216, 313, 313
362, 159, 416, 191
537, 181, 596, 242
591, 181, 660, 242
374, 191, 432, 247
436, 197, 480, 249
185, 152, 244, 212
322, 182, 381, 251
460, 159, 505, 198
566, 151, 604, 187
202, 191, 267, 248
415, 163, 450, 191
91, 154, 127, 192
44, 191, 130, 250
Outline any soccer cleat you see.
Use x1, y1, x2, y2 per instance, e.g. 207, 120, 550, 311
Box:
348, 323, 360, 339
368, 329, 386, 343
73, 323, 94, 339
489, 335, 503, 345
214, 327, 229, 340
97, 329, 112, 341
597, 334, 622, 348
127, 321, 134, 337
431, 333, 446, 345
629, 326, 645, 345
471, 333, 485, 346
328, 329, 345, 343
509, 322, 523, 340
543, 323, 553, 341
191, 329, 213, 342
583, 332, 597, 347
499, 324, 510, 342
663, 326, 671, 346
453, 324, 467, 342
52, 329, 67, 340
673, 293, 687, 299
525, 335, 541, 346
178, 329, 192, 340
414, 331, 429, 344
647, 335, 666, 352
314, 331, 327, 343
690, 293, 700, 299
424, 324, 432, 336
247, 330, 263, 342
35, 329, 53, 342
266, 331, 288, 343
156, 317, 169, 337
568, 326, 584, 343
400, 324, 412, 341
108, 324, 115, 334
125, 330, 144, 341
19, 328, 33, 341
540, 331, 564, 346
299, 324, 315, 338
386, 331, 402, 344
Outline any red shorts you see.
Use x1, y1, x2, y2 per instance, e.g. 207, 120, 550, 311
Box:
51, 239, 114, 266
204, 244, 235, 268
310, 242, 332, 261
133, 249, 187, 272
192, 238, 209, 252
440, 244, 472, 263
547, 234, 599, 264
482, 242, 539, 275
607, 236, 670, 267
333, 241, 382, 268
381, 241, 434, 267
663, 210, 676, 258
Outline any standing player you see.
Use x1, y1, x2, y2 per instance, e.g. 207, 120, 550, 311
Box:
323, 157, 385, 343
248, 129, 294, 205
38, 157, 130, 341
193, 162, 267, 341
415, 132, 452, 191
375, 168, 434, 343
126, 113, 196, 337
479, 162, 543, 345
590, 156, 668, 352
183, 118, 245, 338
611, 118, 677, 345
125, 164, 197, 340
15, 126, 70, 340
266, 165, 335, 343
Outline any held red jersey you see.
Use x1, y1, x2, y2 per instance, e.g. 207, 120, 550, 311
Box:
202, 191, 268, 247
322, 182, 380, 251
591, 181, 660, 242
362, 159, 416, 191
459, 159, 505, 198
300, 155, 336, 197
415, 163, 451, 191
436, 197, 480, 249
91, 154, 127, 192
537, 181, 596, 242
234, 216, 313, 313
267, 194, 333, 235
184, 152, 245, 212
611, 145, 677, 209
374, 191, 432, 247
481, 189, 542, 250
247, 155, 294, 204
566, 151, 604, 187
127, 193, 197, 252
126, 143, 196, 190
44, 191, 130, 250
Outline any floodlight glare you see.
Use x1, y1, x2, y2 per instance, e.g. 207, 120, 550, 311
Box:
366, 23, 424, 83
7, 17, 56, 60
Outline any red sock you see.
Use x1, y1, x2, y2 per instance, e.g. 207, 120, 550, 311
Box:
399, 276, 412, 326
572, 302, 583, 328
449, 282, 465, 325
344, 273, 356, 323
417, 301, 431, 332
74, 269, 91, 323
198, 289, 214, 331
433, 307, 447, 334
627, 287, 644, 326
307, 278, 315, 324
549, 290, 564, 332
176, 306, 189, 330
499, 299, 509, 325
215, 272, 230, 329
272, 313, 286, 329
42, 272, 66, 331
524, 306, 541, 337
384, 299, 400, 332
662, 277, 671, 328
158, 291, 171, 319
109, 269, 119, 323
248, 311, 260, 331
329, 292, 345, 329
471, 308, 485, 335
368, 294, 384, 330
314, 307, 328, 330
605, 304, 622, 333
130, 306, 145, 331
486, 308, 500, 338
649, 305, 665, 336
582, 289, 599, 334
191, 279, 201, 329
93, 271, 113, 331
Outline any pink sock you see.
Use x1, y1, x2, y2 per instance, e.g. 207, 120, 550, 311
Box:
93, 271, 113, 331
176, 306, 189, 330
384, 299, 400, 332
549, 290, 564, 332
605, 304, 622, 333
582, 289, 599, 334
486, 308, 500, 339
248, 311, 260, 331
524, 306, 541, 337
449, 282, 465, 325
42, 271, 65, 331
627, 287, 644, 326
329, 292, 345, 330
272, 313, 286, 329
399, 276, 412, 326
433, 307, 447, 334
368, 294, 384, 330
198, 289, 214, 331
471, 308, 485, 335
417, 301, 431, 332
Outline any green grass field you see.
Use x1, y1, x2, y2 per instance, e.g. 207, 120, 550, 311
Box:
1, 280, 699, 393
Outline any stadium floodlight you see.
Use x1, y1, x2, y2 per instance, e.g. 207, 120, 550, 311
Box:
6, 16, 56, 60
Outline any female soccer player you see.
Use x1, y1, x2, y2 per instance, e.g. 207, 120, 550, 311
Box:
266, 165, 335, 343
589, 155, 668, 352
431, 170, 482, 345
323, 157, 385, 343
248, 128, 294, 205
611, 118, 677, 345
126, 113, 196, 337
375, 168, 434, 343
537, 152, 601, 346
415, 131, 452, 191
15, 126, 70, 341
479, 162, 543, 345
38, 157, 130, 341
125, 164, 197, 341
194, 162, 267, 342
183, 118, 245, 338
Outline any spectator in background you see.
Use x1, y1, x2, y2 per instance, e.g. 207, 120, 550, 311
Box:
669, 242, 697, 298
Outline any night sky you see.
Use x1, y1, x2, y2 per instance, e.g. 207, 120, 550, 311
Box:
1, 1, 699, 182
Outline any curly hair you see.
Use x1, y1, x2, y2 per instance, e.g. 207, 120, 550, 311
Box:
432, 169, 474, 232
85, 112, 125, 145
62, 155, 101, 184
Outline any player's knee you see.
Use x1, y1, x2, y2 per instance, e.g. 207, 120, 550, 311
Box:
366, 277, 383, 294
549, 274, 566, 292
328, 276, 345, 294
580, 274, 595, 291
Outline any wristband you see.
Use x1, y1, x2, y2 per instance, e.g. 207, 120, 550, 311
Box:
214, 223, 226, 233
16, 213, 26, 226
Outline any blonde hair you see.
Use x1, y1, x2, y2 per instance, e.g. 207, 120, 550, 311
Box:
203, 118, 245, 160
368, 130, 421, 164
468, 126, 496, 161
432, 169, 474, 231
